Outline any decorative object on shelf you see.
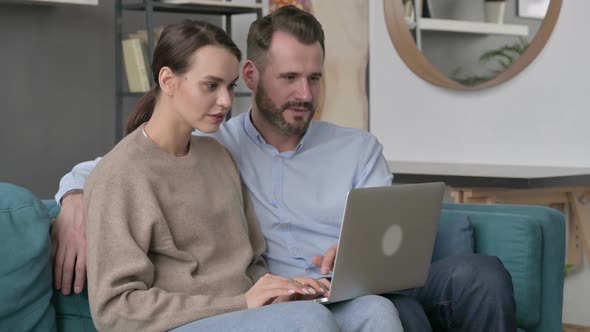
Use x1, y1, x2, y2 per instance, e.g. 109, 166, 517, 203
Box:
452, 37, 529, 86
484, 0, 506, 24
518, 0, 550, 19
422, 0, 433, 18
269, 0, 312, 13
402, 0, 414, 21
383, 0, 562, 90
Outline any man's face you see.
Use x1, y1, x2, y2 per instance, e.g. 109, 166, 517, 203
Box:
254, 31, 324, 136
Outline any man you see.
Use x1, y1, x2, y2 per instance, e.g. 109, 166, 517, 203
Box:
53, 5, 516, 331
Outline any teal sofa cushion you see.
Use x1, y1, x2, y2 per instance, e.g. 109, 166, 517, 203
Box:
0, 183, 56, 332
52, 290, 96, 332
442, 209, 542, 330
432, 214, 474, 262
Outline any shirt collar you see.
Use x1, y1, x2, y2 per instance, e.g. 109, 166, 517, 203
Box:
243, 109, 313, 155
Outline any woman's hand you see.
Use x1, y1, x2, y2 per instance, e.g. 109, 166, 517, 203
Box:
273, 277, 331, 303
245, 274, 321, 308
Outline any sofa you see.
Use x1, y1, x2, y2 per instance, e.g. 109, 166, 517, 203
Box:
0, 182, 565, 332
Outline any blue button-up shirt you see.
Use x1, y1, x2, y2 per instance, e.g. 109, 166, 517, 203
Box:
56, 112, 393, 279
209, 112, 393, 278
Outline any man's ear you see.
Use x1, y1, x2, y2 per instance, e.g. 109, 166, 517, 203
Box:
158, 66, 176, 96
242, 60, 259, 91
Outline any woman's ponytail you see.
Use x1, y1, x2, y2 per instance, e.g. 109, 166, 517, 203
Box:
125, 86, 157, 135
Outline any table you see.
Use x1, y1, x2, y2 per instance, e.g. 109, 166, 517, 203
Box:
388, 161, 590, 268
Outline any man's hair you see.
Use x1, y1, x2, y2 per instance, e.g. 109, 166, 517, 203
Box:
246, 5, 325, 70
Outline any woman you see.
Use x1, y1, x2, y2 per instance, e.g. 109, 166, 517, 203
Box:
85, 20, 333, 332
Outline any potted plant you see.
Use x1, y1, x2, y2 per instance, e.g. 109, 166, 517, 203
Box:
484, 0, 506, 24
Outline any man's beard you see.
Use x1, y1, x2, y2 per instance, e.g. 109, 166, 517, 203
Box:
255, 82, 315, 136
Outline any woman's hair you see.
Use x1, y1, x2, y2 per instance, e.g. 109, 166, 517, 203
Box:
126, 20, 242, 135
247, 5, 324, 72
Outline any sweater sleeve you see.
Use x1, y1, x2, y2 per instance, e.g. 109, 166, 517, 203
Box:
241, 180, 269, 283
84, 174, 248, 332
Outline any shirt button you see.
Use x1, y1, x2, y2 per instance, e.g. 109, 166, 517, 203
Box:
275, 156, 281, 161
279, 223, 288, 230
290, 248, 298, 256
305, 268, 313, 273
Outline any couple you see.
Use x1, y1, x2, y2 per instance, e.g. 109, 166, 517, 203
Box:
53, 5, 516, 332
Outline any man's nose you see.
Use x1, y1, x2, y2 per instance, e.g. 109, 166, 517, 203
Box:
295, 79, 313, 102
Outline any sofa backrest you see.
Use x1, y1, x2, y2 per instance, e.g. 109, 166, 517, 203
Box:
0, 182, 56, 331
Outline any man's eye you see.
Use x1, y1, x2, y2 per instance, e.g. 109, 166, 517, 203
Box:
285, 75, 296, 80
229, 83, 237, 91
205, 83, 218, 90
310, 76, 321, 81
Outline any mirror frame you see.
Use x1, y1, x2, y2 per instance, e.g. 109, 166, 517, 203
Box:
383, 0, 562, 90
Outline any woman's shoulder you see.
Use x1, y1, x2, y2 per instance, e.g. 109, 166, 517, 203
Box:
191, 135, 233, 159
87, 132, 147, 186
190, 135, 239, 172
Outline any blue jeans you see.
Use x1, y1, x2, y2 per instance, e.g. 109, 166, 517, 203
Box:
385, 254, 517, 332
171, 295, 403, 332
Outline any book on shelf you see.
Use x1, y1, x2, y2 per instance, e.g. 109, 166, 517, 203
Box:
121, 38, 151, 93
130, 26, 165, 50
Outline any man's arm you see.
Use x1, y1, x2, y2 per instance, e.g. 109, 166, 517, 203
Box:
313, 134, 392, 273
354, 133, 393, 188
54, 157, 102, 205
51, 157, 101, 295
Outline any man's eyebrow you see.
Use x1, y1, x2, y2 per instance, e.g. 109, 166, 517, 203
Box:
278, 72, 323, 77
279, 72, 299, 77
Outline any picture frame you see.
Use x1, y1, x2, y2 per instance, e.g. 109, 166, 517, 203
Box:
518, 0, 550, 19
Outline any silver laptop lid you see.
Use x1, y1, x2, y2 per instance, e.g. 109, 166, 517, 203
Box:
325, 182, 445, 303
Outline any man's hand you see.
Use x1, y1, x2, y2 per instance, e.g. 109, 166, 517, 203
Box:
245, 274, 321, 308
311, 244, 338, 275
51, 193, 86, 295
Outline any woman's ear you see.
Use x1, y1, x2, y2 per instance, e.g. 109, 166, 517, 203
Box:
158, 66, 176, 96
242, 60, 258, 91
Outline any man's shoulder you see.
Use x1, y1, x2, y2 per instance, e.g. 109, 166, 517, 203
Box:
308, 120, 376, 143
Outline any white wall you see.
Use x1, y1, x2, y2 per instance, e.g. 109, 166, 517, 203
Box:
370, 0, 589, 168
370, 0, 590, 325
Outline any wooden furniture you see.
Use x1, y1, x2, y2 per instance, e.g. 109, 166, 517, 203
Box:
389, 160, 590, 268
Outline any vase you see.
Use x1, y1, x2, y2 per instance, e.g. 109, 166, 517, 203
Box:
484, 1, 506, 24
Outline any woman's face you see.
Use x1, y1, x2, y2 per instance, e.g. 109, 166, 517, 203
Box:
172, 45, 240, 133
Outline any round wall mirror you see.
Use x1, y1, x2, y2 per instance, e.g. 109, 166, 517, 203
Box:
383, 0, 562, 90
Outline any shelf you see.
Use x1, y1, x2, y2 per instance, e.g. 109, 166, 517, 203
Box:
2, 0, 98, 4
407, 17, 529, 37
123, 0, 262, 15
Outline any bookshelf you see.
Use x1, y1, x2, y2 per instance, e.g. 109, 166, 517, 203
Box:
115, 0, 263, 141
1, 0, 98, 4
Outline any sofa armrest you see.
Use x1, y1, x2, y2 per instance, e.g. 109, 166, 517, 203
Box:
443, 203, 565, 332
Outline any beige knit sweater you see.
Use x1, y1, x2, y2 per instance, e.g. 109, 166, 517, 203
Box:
84, 128, 268, 332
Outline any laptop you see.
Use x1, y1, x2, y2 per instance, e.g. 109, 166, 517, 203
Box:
313, 182, 445, 304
